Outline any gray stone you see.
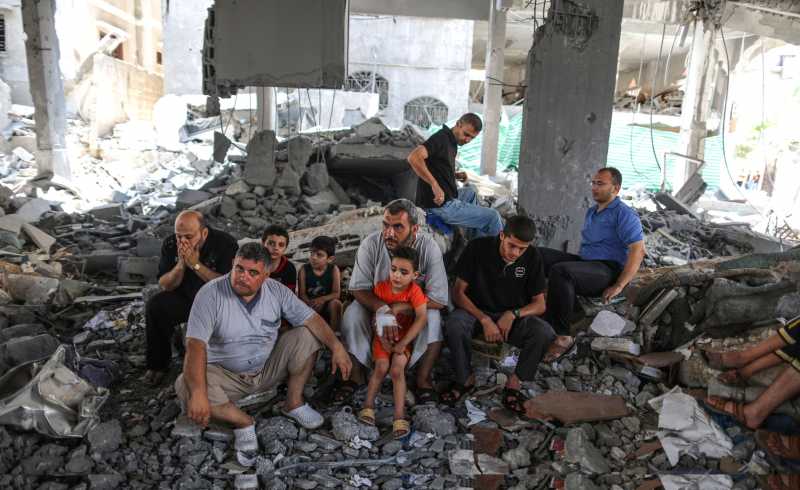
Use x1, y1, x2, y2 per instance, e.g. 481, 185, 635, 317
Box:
776, 293, 800, 319
257, 416, 299, 447
353, 117, 388, 138
65, 453, 94, 473
219, 197, 238, 218
238, 197, 257, 210
242, 216, 268, 229
502, 446, 532, 470
565, 473, 600, 490
225, 180, 252, 196
87, 474, 125, 490
275, 166, 301, 196
621, 416, 641, 433
285, 214, 298, 226
213, 131, 232, 163
176, 190, 213, 210
303, 163, 329, 195
87, 420, 123, 454
303, 189, 340, 214
0, 323, 45, 342
294, 479, 318, 489
565, 428, 610, 474
21, 444, 67, 475
172, 416, 203, 438
308, 434, 341, 451
381, 478, 403, 490
0, 334, 60, 372
412, 406, 457, 436
331, 409, 380, 442
382, 440, 403, 456
594, 424, 621, 447
288, 136, 314, 174
16, 198, 53, 223
244, 130, 277, 187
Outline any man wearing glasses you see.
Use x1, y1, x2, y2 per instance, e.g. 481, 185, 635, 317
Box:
539, 167, 645, 360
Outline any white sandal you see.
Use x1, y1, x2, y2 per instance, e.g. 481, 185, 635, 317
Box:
282, 403, 324, 429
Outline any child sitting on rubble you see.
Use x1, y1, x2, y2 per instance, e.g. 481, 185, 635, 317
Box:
298, 236, 343, 332
261, 225, 297, 292
357, 247, 427, 439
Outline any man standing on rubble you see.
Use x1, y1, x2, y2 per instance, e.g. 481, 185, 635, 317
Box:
144, 210, 239, 385
407, 113, 503, 238
175, 243, 350, 467
539, 167, 645, 360
333, 199, 449, 404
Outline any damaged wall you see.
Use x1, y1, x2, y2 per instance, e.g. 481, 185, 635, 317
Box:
0, 1, 32, 104
162, 0, 212, 95
519, 0, 625, 252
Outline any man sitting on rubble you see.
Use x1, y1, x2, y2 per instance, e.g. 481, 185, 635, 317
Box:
144, 210, 239, 385
539, 167, 645, 360
406, 113, 503, 238
333, 198, 449, 404
175, 243, 351, 467
442, 215, 556, 414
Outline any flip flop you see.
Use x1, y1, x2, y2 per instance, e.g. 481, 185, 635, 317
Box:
501, 387, 530, 417
440, 383, 475, 406
702, 396, 754, 429
357, 408, 376, 426
757, 474, 800, 490
393, 419, 410, 439
755, 430, 800, 460
543, 336, 576, 363
415, 387, 439, 405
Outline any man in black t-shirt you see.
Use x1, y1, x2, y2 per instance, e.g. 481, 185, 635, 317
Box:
442, 215, 556, 416
144, 211, 238, 385
407, 113, 502, 238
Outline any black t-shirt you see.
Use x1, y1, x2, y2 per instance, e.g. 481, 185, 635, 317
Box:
270, 256, 297, 293
416, 125, 459, 209
157, 227, 239, 300
454, 236, 546, 313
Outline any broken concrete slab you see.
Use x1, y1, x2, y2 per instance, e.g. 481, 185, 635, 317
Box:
564, 428, 610, 474
0, 323, 46, 342
87, 204, 123, 221
302, 162, 329, 195
225, 180, 252, 196
274, 166, 301, 196
16, 199, 52, 223
4, 274, 60, 304
213, 131, 232, 163
0, 214, 25, 235
176, 190, 213, 210
21, 223, 56, 252
0, 334, 60, 373
244, 130, 277, 187
302, 188, 340, 213
353, 117, 388, 139
117, 256, 159, 284
524, 392, 629, 425
288, 136, 314, 175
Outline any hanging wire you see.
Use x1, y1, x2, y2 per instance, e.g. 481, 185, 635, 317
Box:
648, 24, 667, 173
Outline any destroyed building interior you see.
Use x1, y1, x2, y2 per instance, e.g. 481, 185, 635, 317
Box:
1, 0, 800, 489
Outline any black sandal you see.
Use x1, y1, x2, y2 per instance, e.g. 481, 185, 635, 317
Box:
332, 380, 359, 404
501, 388, 529, 416
441, 383, 475, 406
415, 388, 439, 405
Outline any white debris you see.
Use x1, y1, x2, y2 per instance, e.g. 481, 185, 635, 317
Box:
659, 474, 732, 490
347, 435, 372, 450
590, 310, 635, 337
465, 400, 487, 426
348, 474, 372, 487
649, 387, 733, 466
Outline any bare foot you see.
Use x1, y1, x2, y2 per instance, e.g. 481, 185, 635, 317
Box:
543, 336, 574, 362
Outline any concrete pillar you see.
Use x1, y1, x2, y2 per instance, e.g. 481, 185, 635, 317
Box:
676, 19, 718, 187
256, 86, 276, 132
21, 0, 70, 180
480, 0, 507, 176
518, 0, 624, 252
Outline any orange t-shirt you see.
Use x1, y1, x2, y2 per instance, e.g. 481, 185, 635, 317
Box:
371, 280, 427, 360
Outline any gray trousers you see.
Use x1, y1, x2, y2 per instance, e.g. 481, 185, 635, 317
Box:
445, 308, 556, 385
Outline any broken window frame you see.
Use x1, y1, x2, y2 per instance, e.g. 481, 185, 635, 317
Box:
404, 96, 449, 129
344, 71, 389, 110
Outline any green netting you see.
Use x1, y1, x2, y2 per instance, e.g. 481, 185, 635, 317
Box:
428, 112, 723, 191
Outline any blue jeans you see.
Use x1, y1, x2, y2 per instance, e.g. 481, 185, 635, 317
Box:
427, 185, 503, 238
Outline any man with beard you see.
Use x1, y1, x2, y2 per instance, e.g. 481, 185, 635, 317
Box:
539, 167, 645, 360
333, 199, 448, 404
145, 210, 238, 385
175, 242, 350, 467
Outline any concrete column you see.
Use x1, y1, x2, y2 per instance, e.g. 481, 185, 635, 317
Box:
480, 0, 507, 176
677, 18, 718, 187
256, 86, 276, 131
21, 0, 70, 180
518, 0, 624, 252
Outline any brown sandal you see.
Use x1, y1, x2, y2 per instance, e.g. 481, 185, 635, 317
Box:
357, 408, 376, 426
703, 396, 755, 429
501, 388, 529, 416
756, 430, 800, 460
757, 474, 800, 490
393, 419, 410, 439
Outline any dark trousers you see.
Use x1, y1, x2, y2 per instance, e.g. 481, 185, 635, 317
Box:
145, 290, 193, 371
538, 247, 621, 336
445, 308, 556, 385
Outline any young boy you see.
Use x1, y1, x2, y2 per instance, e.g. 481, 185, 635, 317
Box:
298, 236, 343, 332
357, 246, 427, 439
261, 225, 297, 292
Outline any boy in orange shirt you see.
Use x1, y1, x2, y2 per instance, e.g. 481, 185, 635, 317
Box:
357, 247, 427, 439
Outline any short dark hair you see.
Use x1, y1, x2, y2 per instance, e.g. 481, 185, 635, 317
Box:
458, 113, 482, 132
391, 246, 419, 271
261, 225, 290, 244
503, 215, 536, 243
236, 241, 270, 265
310, 236, 336, 257
384, 199, 418, 226
600, 167, 622, 187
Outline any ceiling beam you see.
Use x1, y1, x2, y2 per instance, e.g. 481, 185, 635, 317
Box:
349, 0, 490, 21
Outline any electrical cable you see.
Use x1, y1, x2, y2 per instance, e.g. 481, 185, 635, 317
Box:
648, 24, 666, 173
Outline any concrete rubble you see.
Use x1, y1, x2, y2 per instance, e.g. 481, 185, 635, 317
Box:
0, 106, 795, 489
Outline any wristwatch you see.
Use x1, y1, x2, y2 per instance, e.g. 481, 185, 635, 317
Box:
513, 308, 521, 319
192, 262, 201, 271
